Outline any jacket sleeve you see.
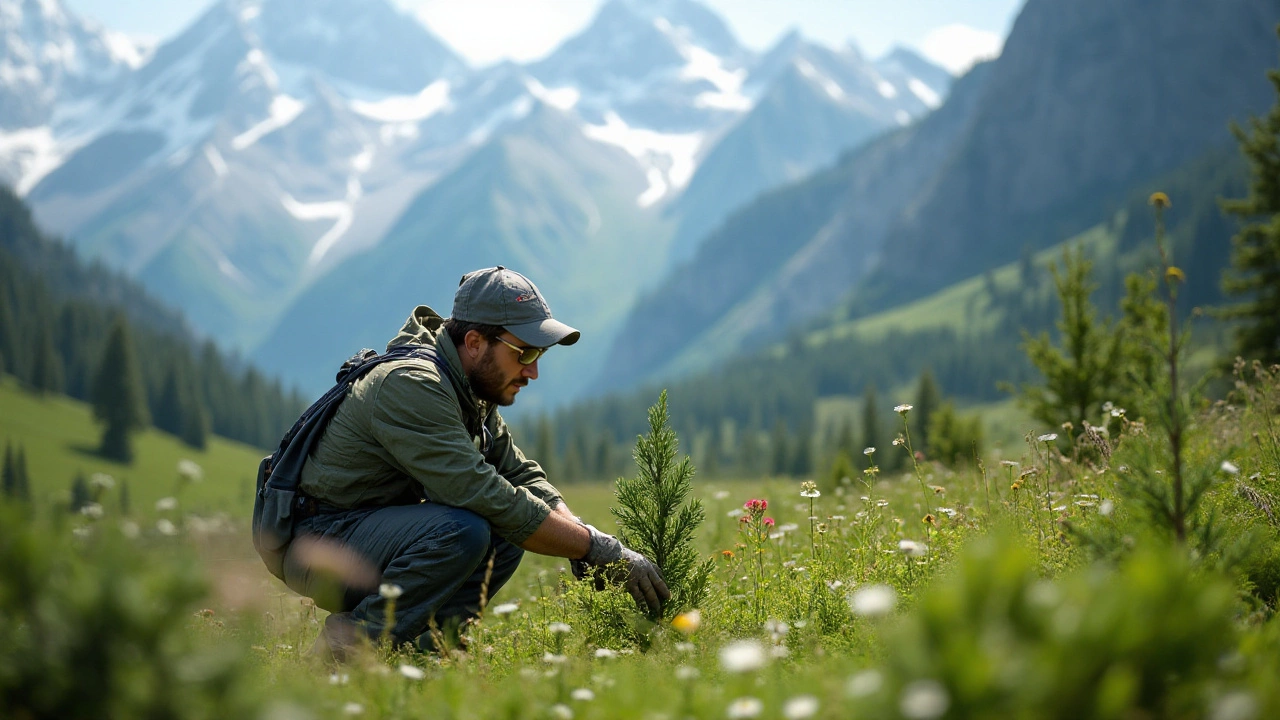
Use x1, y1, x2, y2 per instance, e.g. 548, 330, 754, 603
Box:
367, 367, 552, 544
485, 410, 564, 511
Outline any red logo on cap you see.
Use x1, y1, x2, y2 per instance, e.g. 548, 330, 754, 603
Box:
515, 294, 531, 302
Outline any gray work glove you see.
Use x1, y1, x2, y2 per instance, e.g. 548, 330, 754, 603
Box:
578, 524, 671, 615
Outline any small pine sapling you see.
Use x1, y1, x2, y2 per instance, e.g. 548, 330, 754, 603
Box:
611, 391, 714, 617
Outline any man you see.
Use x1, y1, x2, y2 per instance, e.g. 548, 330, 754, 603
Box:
283, 266, 668, 658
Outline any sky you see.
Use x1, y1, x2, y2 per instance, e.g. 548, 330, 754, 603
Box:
64, 0, 1026, 75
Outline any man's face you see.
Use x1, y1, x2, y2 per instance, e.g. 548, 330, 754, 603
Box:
467, 333, 540, 406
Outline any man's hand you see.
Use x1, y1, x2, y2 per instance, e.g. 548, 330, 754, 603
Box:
578, 525, 671, 614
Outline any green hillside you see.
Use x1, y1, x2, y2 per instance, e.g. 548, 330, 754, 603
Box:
0, 374, 263, 517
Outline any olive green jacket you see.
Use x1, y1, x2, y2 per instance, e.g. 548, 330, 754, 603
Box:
298, 306, 561, 544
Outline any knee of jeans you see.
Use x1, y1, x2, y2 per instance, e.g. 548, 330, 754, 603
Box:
447, 509, 492, 559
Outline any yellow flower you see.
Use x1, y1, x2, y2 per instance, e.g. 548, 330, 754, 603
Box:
1148, 191, 1170, 208
1011, 481, 1023, 491
922, 513, 936, 527
672, 609, 702, 635
1165, 266, 1185, 283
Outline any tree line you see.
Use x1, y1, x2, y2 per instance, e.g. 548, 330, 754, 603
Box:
0, 186, 305, 460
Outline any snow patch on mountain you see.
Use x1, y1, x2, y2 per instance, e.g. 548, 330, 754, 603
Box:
524, 77, 580, 111
351, 79, 451, 122
583, 111, 702, 207
908, 78, 942, 108
231, 94, 304, 150
203, 143, 228, 177
0, 126, 60, 193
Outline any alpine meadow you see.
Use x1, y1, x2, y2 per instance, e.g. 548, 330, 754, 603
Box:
4, 0, 1280, 719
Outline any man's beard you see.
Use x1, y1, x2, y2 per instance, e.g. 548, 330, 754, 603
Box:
468, 345, 516, 406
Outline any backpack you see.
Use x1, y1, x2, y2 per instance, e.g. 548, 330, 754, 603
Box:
251, 344, 452, 581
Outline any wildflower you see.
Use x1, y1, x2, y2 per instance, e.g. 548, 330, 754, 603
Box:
770, 645, 790, 658
937, 507, 956, 517
570, 688, 595, 702
675, 642, 695, 653
764, 618, 789, 638
119, 520, 140, 539
763, 517, 775, 528
328, 673, 350, 685
719, 639, 766, 672
398, 664, 425, 680
177, 459, 204, 483
550, 703, 574, 719
779, 522, 799, 533
922, 513, 936, 527
672, 609, 702, 635
343, 702, 364, 715
549, 622, 572, 635
721, 550, 735, 558
492, 602, 519, 616
1038, 433, 1058, 443
892, 436, 905, 447
1149, 191, 1171, 208
847, 669, 883, 697
929, 485, 946, 494
800, 481, 820, 498
543, 652, 567, 665
594, 648, 617, 659
894, 404, 913, 414
826, 579, 844, 591
89, 473, 115, 491
1165, 266, 1186, 283
784, 695, 820, 720
1011, 481, 1023, 490
156, 519, 178, 536
728, 508, 744, 518
1000, 460, 1019, 468
863, 447, 876, 455
848, 584, 896, 617
1099, 499, 1115, 516
744, 498, 768, 512
714, 490, 731, 500
72, 527, 92, 539
726, 697, 764, 719
676, 665, 700, 680
156, 497, 179, 512
379, 583, 404, 600
900, 680, 949, 719
1221, 460, 1240, 475
1111, 407, 1126, 417
899, 539, 927, 557
80, 503, 104, 519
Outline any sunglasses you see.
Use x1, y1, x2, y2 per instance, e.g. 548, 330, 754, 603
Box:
493, 336, 548, 365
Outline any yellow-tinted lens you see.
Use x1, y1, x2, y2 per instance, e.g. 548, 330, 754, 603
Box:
496, 337, 546, 365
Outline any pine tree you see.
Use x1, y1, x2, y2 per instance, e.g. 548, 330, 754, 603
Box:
861, 385, 882, 464
913, 369, 941, 453
69, 472, 90, 512
611, 391, 713, 616
1220, 40, 1280, 365
2, 442, 15, 498
14, 445, 29, 501
31, 325, 64, 395
1017, 246, 1126, 432
91, 318, 150, 462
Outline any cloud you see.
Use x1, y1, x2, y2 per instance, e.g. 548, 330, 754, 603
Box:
916, 23, 1003, 75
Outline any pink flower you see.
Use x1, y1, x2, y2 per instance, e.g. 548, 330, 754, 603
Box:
763, 517, 775, 527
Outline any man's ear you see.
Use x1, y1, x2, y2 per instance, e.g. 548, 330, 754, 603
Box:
463, 329, 487, 358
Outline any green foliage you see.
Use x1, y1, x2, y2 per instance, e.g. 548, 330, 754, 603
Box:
0, 501, 262, 719
1221, 40, 1280, 366
912, 369, 941, 453
155, 363, 209, 450
611, 391, 714, 617
877, 535, 1251, 720
925, 403, 984, 468
1017, 246, 1127, 432
91, 318, 150, 462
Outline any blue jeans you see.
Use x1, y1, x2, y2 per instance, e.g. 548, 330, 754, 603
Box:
282, 502, 524, 648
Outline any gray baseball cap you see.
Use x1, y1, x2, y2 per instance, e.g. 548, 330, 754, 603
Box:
452, 266, 581, 347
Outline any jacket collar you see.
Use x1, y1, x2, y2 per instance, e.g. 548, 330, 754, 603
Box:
386, 305, 489, 422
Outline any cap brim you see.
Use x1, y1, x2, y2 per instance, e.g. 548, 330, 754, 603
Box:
507, 317, 580, 347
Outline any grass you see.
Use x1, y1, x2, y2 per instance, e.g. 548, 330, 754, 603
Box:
5, 365, 1280, 719
0, 374, 266, 517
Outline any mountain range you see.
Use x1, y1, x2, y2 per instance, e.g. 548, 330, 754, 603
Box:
0, 0, 952, 409
598, 0, 1280, 393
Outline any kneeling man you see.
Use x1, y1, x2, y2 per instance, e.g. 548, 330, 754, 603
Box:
283, 266, 667, 657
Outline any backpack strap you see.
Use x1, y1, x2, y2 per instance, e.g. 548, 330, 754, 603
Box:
263, 344, 452, 494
